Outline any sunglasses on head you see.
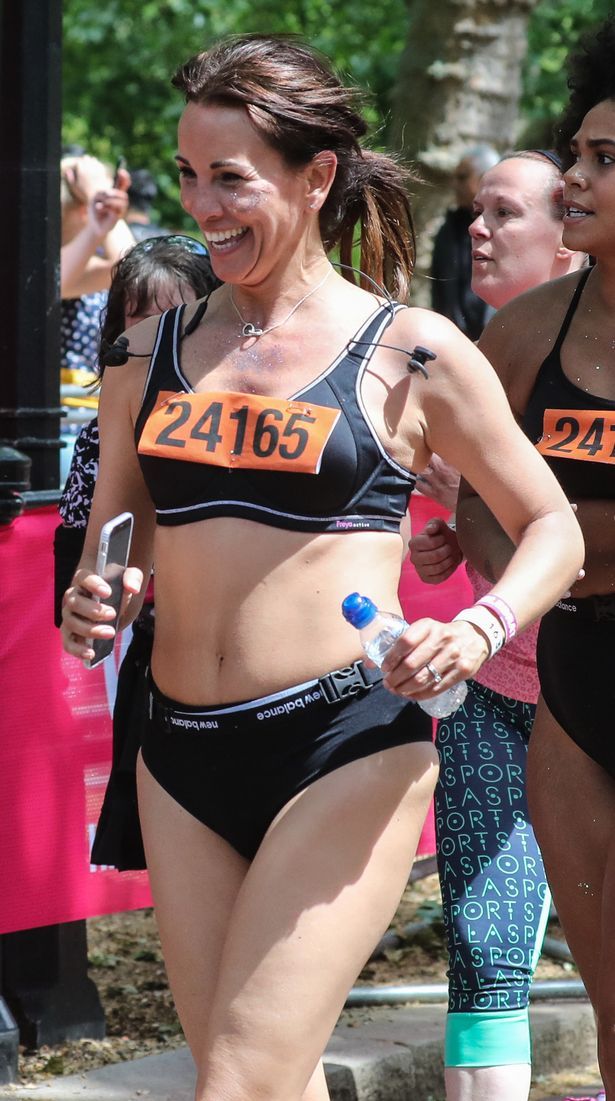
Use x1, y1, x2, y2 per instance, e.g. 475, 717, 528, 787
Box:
136, 234, 209, 256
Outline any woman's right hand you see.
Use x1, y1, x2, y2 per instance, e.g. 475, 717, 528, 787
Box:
61, 566, 142, 663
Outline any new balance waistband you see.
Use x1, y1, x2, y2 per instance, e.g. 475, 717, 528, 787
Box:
149, 659, 383, 733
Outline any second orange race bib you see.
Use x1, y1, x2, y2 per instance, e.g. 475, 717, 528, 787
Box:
536, 408, 615, 466
138, 390, 340, 474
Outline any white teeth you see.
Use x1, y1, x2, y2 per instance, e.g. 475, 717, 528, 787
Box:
206, 227, 248, 243
566, 208, 590, 217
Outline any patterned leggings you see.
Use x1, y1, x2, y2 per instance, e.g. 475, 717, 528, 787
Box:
435, 679, 549, 1067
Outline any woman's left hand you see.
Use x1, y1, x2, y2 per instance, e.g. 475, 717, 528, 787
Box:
380, 618, 489, 700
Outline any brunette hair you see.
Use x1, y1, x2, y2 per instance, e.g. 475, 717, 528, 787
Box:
98, 236, 219, 376
555, 16, 615, 168
172, 34, 416, 300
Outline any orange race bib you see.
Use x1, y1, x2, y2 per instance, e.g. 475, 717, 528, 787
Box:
536, 408, 615, 466
138, 390, 340, 474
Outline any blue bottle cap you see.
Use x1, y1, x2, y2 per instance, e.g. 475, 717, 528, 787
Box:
341, 592, 378, 629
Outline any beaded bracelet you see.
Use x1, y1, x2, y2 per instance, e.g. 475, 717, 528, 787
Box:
453, 606, 506, 659
475, 594, 518, 643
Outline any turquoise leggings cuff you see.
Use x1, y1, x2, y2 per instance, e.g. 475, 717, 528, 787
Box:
445, 1009, 531, 1067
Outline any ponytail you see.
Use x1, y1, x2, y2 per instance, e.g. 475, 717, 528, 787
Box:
325, 149, 416, 302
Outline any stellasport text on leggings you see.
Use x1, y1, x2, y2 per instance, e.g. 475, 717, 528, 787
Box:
435, 679, 550, 1067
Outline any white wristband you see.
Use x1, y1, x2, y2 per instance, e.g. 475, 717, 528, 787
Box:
475, 594, 518, 642
453, 606, 506, 659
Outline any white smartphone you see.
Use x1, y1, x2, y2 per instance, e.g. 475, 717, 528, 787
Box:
84, 512, 134, 669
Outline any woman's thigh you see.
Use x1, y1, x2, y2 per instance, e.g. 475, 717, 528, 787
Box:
527, 697, 615, 1006
136, 752, 249, 1058
199, 740, 439, 1101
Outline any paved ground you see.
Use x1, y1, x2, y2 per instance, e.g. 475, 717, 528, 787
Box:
0, 1000, 599, 1101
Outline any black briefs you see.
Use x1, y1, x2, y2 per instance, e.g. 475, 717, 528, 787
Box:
537, 596, 615, 777
140, 661, 433, 860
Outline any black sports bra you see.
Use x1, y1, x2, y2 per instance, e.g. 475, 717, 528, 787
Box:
523, 267, 615, 499
134, 301, 417, 534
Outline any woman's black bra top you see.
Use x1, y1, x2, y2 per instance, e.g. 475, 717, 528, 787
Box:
134, 300, 417, 535
523, 268, 615, 500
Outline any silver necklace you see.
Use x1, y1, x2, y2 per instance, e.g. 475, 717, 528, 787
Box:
230, 268, 332, 338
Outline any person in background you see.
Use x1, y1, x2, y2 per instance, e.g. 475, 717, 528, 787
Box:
126, 168, 171, 241
60, 35, 582, 1101
55, 234, 219, 870
60, 154, 135, 378
61, 154, 134, 298
411, 150, 585, 1101
430, 144, 500, 341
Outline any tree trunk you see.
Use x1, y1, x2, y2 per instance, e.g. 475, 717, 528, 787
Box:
390, 0, 539, 304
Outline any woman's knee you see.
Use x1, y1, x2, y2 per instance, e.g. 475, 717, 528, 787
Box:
196, 1042, 317, 1101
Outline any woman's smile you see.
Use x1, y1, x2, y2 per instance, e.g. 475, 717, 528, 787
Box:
176, 101, 310, 286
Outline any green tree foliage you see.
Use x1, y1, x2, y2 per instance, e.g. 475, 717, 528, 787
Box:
64, 0, 615, 229
521, 0, 614, 146
63, 0, 407, 229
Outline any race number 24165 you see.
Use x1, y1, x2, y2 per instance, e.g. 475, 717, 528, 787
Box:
138, 390, 341, 474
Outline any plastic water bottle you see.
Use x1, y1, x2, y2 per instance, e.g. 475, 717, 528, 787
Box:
341, 592, 467, 719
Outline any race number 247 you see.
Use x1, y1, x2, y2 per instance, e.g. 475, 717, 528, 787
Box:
536, 409, 615, 465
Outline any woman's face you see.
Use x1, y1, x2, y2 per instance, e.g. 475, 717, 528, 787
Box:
176, 102, 314, 286
469, 159, 564, 309
562, 98, 615, 255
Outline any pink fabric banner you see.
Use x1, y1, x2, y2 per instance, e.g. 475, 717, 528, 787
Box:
0, 507, 151, 934
0, 500, 467, 931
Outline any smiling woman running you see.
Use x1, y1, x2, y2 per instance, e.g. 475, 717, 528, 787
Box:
61, 36, 582, 1101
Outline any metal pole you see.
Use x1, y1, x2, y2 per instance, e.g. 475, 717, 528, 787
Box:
346, 979, 588, 1007
0, 0, 63, 495
0, 0, 105, 1070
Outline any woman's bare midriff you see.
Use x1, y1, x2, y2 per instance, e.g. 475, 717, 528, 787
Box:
150, 517, 406, 704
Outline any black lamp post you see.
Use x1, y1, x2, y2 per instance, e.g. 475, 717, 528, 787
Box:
0, 0, 105, 1076
0, 0, 63, 504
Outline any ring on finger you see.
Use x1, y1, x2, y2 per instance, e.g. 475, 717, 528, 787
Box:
424, 661, 442, 685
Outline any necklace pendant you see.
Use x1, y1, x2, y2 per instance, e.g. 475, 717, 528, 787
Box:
242, 322, 263, 338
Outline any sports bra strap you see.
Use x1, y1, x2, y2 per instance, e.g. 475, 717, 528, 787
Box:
139, 304, 188, 408
345, 301, 405, 369
160, 302, 186, 358
184, 297, 209, 336
551, 266, 592, 357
